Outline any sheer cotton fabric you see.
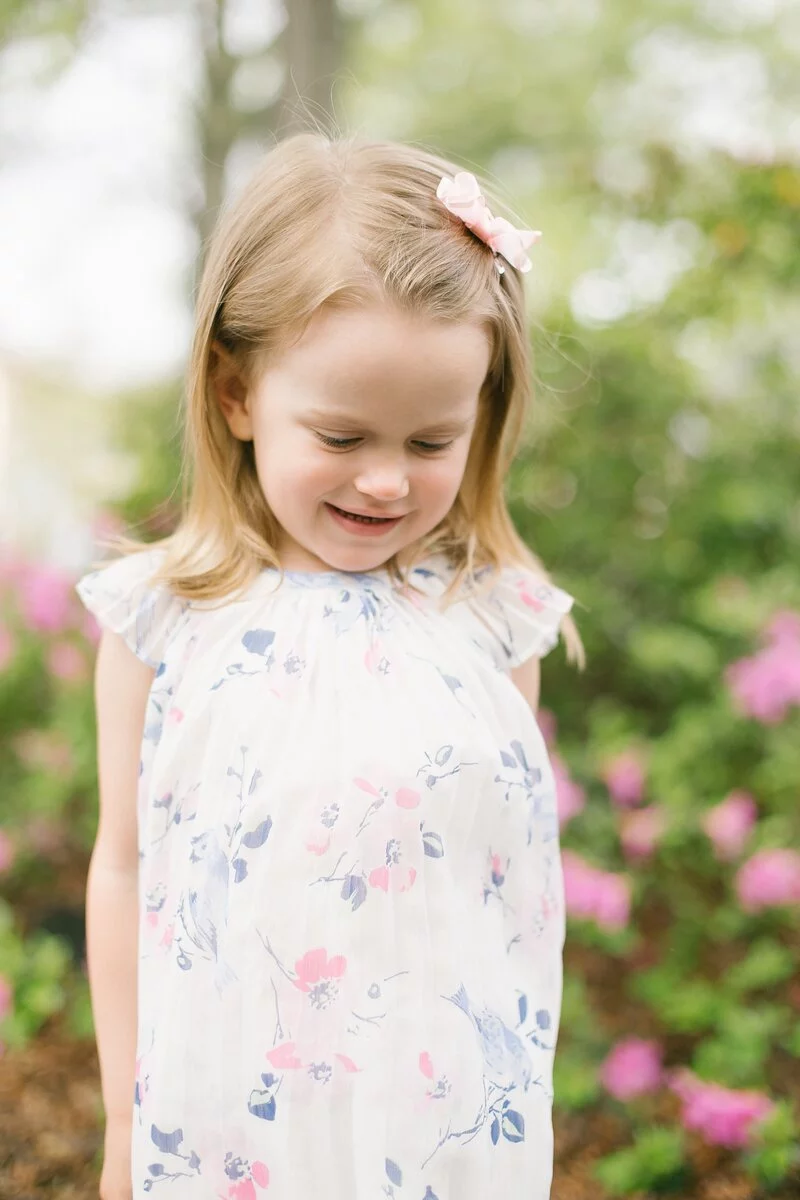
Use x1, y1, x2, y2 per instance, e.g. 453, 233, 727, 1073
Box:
77, 549, 573, 1200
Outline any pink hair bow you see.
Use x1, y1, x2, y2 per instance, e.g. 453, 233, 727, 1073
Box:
436, 171, 541, 274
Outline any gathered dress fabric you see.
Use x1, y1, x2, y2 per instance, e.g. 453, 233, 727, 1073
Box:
76, 548, 573, 1200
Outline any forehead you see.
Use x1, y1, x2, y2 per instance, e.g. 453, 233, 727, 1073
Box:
266, 302, 492, 415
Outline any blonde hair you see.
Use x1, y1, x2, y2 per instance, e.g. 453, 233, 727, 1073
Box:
113, 132, 583, 665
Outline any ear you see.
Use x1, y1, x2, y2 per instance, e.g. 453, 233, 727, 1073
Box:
210, 341, 254, 441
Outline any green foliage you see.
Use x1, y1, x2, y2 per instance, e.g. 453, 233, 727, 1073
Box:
0, 898, 72, 1049
593, 1127, 688, 1195
339, 2, 800, 1190
742, 1102, 800, 1189
3, 1, 800, 1194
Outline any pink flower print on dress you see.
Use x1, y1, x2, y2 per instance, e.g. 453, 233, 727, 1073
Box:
292, 948, 347, 1008
305, 801, 340, 855
600, 1037, 663, 1100
702, 791, 757, 861
364, 641, 390, 675
222, 1153, 270, 1197
395, 788, 421, 809
419, 1050, 451, 1102
369, 839, 417, 893
266, 1041, 304, 1070
483, 849, 509, 907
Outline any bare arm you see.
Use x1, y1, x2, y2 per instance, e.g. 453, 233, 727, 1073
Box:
510, 654, 541, 713
86, 630, 154, 1126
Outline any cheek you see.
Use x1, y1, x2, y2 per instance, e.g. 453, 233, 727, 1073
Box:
419, 451, 470, 508
254, 435, 344, 504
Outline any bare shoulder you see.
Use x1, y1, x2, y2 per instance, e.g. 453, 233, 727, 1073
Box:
509, 655, 541, 713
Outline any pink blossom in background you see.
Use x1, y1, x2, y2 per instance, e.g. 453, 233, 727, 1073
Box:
603, 750, 646, 808
725, 609, 800, 724
620, 804, 668, 862
0, 831, 15, 874
0, 553, 27, 589
765, 609, 800, 645
23, 818, 65, 858
734, 848, 800, 912
702, 791, 758, 862
13, 730, 74, 775
668, 1068, 774, 1148
551, 751, 586, 827
0, 975, 12, 1022
17, 565, 75, 634
562, 850, 632, 930
600, 1037, 663, 1100
47, 641, 89, 683
0, 624, 14, 671
536, 707, 558, 745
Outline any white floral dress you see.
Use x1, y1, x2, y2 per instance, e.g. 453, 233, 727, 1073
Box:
76, 548, 573, 1200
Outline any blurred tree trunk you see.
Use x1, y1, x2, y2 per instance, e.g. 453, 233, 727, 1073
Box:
194, 0, 343, 256
282, 0, 341, 132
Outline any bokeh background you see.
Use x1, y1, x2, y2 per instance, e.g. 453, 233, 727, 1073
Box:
1, 1, 799, 1196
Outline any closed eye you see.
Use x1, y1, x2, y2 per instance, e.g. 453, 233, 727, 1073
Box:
316, 432, 454, 453
316, 433, 361, 449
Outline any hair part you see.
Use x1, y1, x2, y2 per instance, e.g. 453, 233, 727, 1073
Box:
109, 132, 583, 666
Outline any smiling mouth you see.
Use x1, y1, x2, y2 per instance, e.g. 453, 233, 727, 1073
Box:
326, 504, 405, 525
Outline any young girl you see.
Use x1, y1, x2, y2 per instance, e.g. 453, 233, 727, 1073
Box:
77, 133, 582, 1200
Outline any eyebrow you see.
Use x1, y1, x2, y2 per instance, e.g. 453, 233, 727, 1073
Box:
301, 408, 474, 434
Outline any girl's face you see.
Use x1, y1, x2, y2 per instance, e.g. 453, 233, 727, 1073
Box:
216, 302, 492, 574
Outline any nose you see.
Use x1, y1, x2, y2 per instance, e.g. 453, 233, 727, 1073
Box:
353, 460, 410, 502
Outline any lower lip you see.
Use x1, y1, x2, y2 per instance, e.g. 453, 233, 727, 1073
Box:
325, 503, 406, 538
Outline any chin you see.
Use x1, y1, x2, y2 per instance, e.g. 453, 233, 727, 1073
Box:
324, 546, 394, 574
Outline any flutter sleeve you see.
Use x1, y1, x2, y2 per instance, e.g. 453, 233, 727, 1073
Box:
75, 547, 185, 669
459, 566, 575, 670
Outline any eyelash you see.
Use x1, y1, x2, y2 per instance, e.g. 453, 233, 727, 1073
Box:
315, 433, 454, 453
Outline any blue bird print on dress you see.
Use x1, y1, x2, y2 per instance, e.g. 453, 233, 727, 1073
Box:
446, 985, 532, 1090
181, 829, 237, 993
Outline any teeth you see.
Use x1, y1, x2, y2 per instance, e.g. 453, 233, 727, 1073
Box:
335, 507, 391, 523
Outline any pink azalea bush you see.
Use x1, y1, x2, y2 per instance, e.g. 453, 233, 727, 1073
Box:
668, 1069, 775, 1148
619, 804, 668, 861
46, 641, 89, 683
702, 791, 758, 861
552, 751, 586, 826
725, 609, 800, 724
0, 831, 15, 874
15, 564, 76, 634
562, 850, 632, 930
602, 750, 646, 808
599, 1036, 664, 1100
734, 848, 800, 912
